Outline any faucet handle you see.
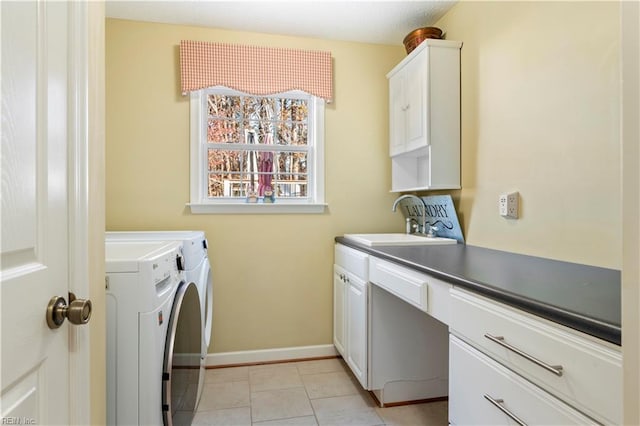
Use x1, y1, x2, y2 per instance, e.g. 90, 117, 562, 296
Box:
426, 226, 439, 238
405, 218, 421, 234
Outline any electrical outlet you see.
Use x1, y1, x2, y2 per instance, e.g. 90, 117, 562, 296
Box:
499, 192, 519, 219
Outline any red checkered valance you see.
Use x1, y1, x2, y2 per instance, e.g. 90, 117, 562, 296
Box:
179, 40, 333, 102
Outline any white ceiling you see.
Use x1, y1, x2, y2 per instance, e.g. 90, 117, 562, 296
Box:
105, 1, 456, 46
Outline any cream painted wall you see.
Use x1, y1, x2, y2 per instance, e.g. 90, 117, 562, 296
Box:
105, 19, 405, 353
435, 1, 621, 269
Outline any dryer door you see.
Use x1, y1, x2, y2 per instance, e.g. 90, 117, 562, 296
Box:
162, 281, 203, 426
200, 257, 213, 350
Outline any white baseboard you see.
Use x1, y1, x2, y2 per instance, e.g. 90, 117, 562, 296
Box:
205, 344, 338, 367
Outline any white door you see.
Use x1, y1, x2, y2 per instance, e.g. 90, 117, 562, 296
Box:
1, 2, 90, 424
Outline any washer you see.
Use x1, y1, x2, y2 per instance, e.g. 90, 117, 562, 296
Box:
106, 240, 203, 426
106, 231, 213, 402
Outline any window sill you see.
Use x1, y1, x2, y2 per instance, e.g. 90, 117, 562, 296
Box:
187, 203, 328, 214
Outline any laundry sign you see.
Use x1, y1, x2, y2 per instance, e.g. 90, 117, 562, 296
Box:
397, 194, 464, 243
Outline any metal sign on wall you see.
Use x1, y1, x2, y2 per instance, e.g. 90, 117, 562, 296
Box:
397, 194, 464, 243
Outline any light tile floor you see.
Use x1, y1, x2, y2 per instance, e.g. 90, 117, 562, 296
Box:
190, 358, 448, 426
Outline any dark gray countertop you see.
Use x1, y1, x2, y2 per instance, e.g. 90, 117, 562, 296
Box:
335, 237, 621, 346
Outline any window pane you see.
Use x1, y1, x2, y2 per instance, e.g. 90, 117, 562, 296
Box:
208, 149, 246, 173
208, 95, 241, 119
274, 181, 307, 198
278, 98, 308, 122
276, 151, 308, 176
276, 122, 308, 146
208, 173, 244, 197
208, 119, 241, 143
274, 151, 308, 197
243, 97, 276, 120
244, 121, 276, 144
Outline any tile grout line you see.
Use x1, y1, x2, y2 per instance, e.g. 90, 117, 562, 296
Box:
295, 362, 321, 426
296, 360, 383, 426
203, 360, 444, 425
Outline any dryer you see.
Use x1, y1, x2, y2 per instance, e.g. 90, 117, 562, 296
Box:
106, 240, 202, 426
106, 231, 213, 404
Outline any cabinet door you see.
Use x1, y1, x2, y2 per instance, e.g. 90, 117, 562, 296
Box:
404, 53, 428, 153
333, 266, 347, 357
346, 273, 368, 389
388, 71, 406, 157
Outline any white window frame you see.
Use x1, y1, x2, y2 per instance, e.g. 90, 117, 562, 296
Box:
187, 87, 326, 214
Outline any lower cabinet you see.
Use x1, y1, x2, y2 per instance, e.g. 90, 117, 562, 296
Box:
449, 288, 622, 425
334, 244, 452, 406
449, 335, 596, 425
333, 244, 370, 389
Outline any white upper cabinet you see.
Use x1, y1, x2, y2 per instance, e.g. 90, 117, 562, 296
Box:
389, 54, 428, 156
387, 39, 462, 192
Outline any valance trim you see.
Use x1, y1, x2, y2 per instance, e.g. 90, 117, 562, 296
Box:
179, 40, 333, 102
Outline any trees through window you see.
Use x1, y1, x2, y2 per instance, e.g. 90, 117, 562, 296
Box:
189, 87, 325, 213
205, 90, 312, 202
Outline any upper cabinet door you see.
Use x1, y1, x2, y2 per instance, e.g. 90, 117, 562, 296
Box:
388, 48, 428, 158
389, 71, 407, 157
404, 53, 428, 153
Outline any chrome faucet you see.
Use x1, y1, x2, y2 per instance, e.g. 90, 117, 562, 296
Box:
392, 194, 427, 235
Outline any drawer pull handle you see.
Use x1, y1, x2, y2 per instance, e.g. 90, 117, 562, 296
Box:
484, 333, 564, 377
483, 394, 527, 426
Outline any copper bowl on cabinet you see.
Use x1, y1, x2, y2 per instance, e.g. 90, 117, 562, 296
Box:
403, 27, 443, 54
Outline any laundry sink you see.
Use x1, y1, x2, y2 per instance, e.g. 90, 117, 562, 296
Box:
343, 233, 457, 247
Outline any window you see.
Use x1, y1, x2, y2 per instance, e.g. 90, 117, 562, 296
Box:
188, 87, 325, 213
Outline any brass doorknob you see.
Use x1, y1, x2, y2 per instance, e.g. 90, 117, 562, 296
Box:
46, 292, 92, 329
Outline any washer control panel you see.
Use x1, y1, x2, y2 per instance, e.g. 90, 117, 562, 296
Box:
152, 246, 183, 286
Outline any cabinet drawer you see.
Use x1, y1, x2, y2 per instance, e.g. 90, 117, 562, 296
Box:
369, 257, 452, 324
450, 335, 596, 425
450, 288, 622, 424
370, 257, 427, 311
334, 244, 368, 280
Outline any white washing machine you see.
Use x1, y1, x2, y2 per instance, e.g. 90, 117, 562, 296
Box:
106, 231, 213, 402
106, 240, 203, 426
